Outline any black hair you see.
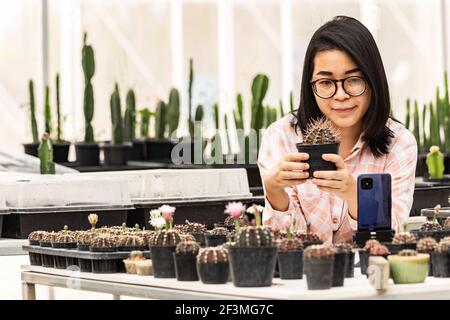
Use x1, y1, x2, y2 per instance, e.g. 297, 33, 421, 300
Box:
293, 16, 394, 157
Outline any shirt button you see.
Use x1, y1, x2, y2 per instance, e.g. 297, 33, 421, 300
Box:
332, 218, 339, 224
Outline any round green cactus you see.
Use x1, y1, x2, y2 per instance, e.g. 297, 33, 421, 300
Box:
235, 226, 273, 247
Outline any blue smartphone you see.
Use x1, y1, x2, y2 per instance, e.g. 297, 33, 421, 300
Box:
357, 173, 392, 231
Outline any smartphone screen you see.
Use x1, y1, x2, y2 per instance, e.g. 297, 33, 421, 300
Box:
357, 174, 392, 231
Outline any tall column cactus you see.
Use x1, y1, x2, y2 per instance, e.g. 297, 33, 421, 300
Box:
405, 97, 411, 130
110, 83, 123, 145
155, 100, 167, 139
28, 79, 39, 143
124, 89, 136, 142
250, 74, 269, 133
139, 108, 152, 138
44, 85, 51, 136
443, 71, 450, 152
38, 133, 55, 174
55, 73, 62, 141
167, 88, 180, 137
413, 100, 420, 149
82, 32, 95, 143
234, 94, 244, 130
188, 58, 194, 137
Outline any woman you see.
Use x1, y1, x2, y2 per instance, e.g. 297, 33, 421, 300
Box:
258, 16, 417, 243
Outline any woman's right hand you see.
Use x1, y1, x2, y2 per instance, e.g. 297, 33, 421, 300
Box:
264, 153, 310, 193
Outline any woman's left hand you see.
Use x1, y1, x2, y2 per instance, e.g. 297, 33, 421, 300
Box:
311, 154, 357, 203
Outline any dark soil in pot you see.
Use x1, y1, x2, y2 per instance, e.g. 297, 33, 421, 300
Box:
345, 251, 355, 278
197, 262, 229, 284
75, 142, 100, 166
303, 257, 334, 290
332, 252, 347, 287
53, 141, 71, 163
102, 143, 131, 166
228, 246, 277, 287
205, 234, 227, 247
432, 252, 450, 277
277, 251, 303, 279
295, 142, 340, 178
23, 143, 39, 157
173, 253, 199, 281
150, 245, 176, 278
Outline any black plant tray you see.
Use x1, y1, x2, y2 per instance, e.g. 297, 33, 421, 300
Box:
22, 245, 151, 273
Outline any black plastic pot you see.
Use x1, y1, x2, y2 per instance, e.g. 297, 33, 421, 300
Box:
53, 141, 71, 163
383, 242, 416, 254
52, 242, 77, 249
432, 251, 450, 277
277, 251, 303, 279
205, 234, 227, 247
197, 262, 229, 284
295, 142, 340, 178
23, 143, 39, 157
345, 251, 355, 278
359, 249, 369, 275
92, 259, 118, 273
41, 254, 54, 268
29, 240, 40, 246
78, 258, 93, 272
145, 139, 175, 161
102, 143, 131, 166
29, 253, 42, 266
118, 245, 147, 252
75, 142, 100, 166
173, 253, 199, 281
304, 257, 334, 290
66, 257, 78, 268
332, 252, 347, 287
150, 245, 176, 278
129, 139, 146, 161
54, 256, 67, 269
77, 244, 90, 251
228, 246, 277, 287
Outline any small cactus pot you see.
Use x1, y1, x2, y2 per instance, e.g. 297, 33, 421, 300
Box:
205, 234, 227, 247
332, 251, 348, 287
101, 143, 132, 166
303, 257, 334, 290
345, 251, 355, 278
432, 251, 450, 278
295, 142, 340, 178
383, 242, 416, 255
173, 253, 199, 281
52, 141, 71, 163
150, 245, 177, 278
228, 246, 277, 287
28, 252, 42, 266
75, 142, 100, 166
277, 251, 303, 280
129, 139, 146, 161
197, 262, 229, 284
23, 142, 39, 157
78, 258, 92, 272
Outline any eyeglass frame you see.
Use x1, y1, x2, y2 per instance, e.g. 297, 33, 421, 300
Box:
310, 76, 367, 99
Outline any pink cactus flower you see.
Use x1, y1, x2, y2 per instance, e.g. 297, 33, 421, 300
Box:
159, 205, 176, 221
224, 201, 246, 219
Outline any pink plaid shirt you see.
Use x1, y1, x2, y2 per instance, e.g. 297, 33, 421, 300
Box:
257, 113, 417, 244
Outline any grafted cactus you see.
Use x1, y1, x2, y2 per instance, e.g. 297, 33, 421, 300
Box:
236, 226, 273, 247
28, 79, 39, 143
124, 89, 136, 141
149, 230, 182, 246
176, 241, 200, 255
82, 32, 95, 142
38, 133, 55, 174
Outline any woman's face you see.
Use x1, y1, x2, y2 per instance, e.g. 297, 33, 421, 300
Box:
311, 49, 371, 130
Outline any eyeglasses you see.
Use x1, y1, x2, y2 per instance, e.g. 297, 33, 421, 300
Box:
310, 76, 367, 99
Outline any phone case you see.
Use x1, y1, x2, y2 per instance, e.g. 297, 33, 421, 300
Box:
357, 173, 392, 231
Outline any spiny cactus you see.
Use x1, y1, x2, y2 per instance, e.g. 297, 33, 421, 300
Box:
235, 226, 273, 247
363, 239, 381, 252
110, 83, 123, 144
124, 89, 136, 142
398, 249, 417, 256
139, 108, 152, 138
90, 235, 117, 249
416, 237, 438, 253
293, 231, 321, 244
303, 244, 334, 259
180, 233, 196, 242
426, 146, 445, 179
167, 88, 180, 137
369, 245, 390, 255
303, 117, 340, 144
209, 227, 228, 236
40, 232, 58, 244
55, 73, 62, 141
28, 231, 48, 242
82, 32, 95, 142
155, 100, 167, 139
28, 79, 39, 143
197, 247, 229, 264
38, 133, 55, 174
176, 240, 200, 255
277, 238, 303, 252
76, 232, 94, 246
420, 205, 442, 231
392, 232, 417, 244
149, 230, 182, 246
177, 220, 207, 234
436, 240, 450, 253
118, 235, 144, 247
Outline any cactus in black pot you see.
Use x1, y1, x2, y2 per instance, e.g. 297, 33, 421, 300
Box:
205, 227, 229, 247
303, 244, 335, 290
197, 247, 230, 284
174, 241, 200, 281
276, 236, 304, 280
296, 117, 340, 177
149, 230, 183, 278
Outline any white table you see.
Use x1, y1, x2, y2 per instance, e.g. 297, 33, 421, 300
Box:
20, 265, 450, 300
